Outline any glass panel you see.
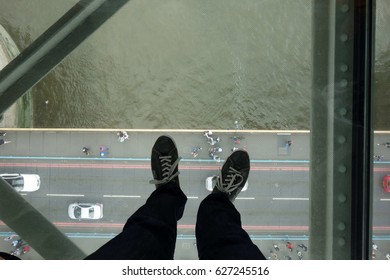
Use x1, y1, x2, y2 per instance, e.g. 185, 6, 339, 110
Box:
0, 0, 313, 260
372, 0, 390, 261
0, 0, 381, 260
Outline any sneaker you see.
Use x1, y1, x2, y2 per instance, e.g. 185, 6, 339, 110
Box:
149, 135, 181, 188
213, 150, 250, 202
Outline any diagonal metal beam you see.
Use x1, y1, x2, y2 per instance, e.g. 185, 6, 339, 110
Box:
0, 178, 86, 259
0, 0, 130, 114
0, 0, 130, 259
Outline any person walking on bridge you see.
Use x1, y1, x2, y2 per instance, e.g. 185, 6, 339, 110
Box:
0, 138, 11, 146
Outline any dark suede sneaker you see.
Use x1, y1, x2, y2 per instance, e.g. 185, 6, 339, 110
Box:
149, 135, 181, 188
213, 150, 250, 202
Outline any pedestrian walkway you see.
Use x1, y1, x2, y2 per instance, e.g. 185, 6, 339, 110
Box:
1, 128, 390, 161
0, 128, 310, 162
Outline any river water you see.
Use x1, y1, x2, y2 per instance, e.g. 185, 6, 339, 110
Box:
0, 0, 389, 129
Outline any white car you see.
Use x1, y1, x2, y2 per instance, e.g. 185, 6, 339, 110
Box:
68, 203, 103, 220
205, 176, 248, 192
0, 173, 40, 192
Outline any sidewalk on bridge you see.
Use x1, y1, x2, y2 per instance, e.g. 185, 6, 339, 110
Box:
1, 231, 389, 260
0, 129, 310, 162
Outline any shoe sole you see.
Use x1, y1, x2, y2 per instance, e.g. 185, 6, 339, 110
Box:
220, 150, 250, 201
150, 135, 180, 186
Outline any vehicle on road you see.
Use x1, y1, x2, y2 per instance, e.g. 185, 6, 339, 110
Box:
383, 175, 390, 193
0, 173, 40, 192
68, 203, 103, 220
205, 175, 248, 192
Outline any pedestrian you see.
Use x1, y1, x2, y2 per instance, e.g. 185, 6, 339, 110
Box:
191, 147, 202, 158
374, 155, 384, 161
10, 248, 22, 256
209, 152, 220, 161
12, 239, 23, 249
231, 136, 244, 144
297, 250, 303, 260
204, 130, 213, 138
117, 131, 129, 142
233, 137, 241, 144
298, 243, 308, 252
273, 244, 280, 251
211, 147, 223, 154
100, 146, 108, 152
85, 135, 265, 260
99, 146, 109, 157
82, 147, 90, 156
0, 139, 11, 145
377, 142, 390, 148
22, 245, 30, 254
204, 131, 220, 146
286, 241, 294, 252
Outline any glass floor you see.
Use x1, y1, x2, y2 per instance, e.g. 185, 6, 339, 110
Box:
0, 0, 389, 260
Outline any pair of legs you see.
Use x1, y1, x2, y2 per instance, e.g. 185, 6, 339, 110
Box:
85, 136, 265, 260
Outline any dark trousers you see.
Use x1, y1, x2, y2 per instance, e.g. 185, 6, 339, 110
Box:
85, 183, 265, 260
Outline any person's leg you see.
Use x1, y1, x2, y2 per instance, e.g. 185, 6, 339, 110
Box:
196, 150, 265, 260
86, 182, 186, 260
196, 192, 265, 259
86, 135, 185, 260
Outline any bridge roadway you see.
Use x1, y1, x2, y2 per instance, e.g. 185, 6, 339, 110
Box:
0, 129, 389, 260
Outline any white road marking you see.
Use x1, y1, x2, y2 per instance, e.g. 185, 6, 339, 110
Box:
380, 198, 390, 201
103, 195, 141, 198
236, 197, 255, 200
272, 197, 309, 201
187, 196, 199, 199
46, 194, 85, 197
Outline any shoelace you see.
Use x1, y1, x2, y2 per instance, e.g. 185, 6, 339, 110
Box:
215, 166, 244, 194
149, 156, 181, 185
